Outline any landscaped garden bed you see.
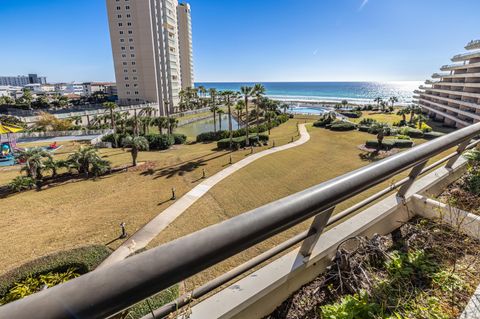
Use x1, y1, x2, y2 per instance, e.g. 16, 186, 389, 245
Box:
437, 149, 480, 215
266, 217, 480, 319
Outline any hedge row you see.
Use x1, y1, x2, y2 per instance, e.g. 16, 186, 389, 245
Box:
197, 114, 289, 143
217, 134, 269, 150
365, 139, 414, 150
0, 245, 111, 297
102, 133, 187, 150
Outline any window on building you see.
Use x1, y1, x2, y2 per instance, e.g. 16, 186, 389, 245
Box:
128, 30, 133, 34
127, 22, 132, 26
119, 31, 124, 35
118, 23, 123, 27
132, 61, 136, 65
116, 6, 121, 10
125, 5, 130, 10
120, 39, 125, 43
130, 46, 134, 50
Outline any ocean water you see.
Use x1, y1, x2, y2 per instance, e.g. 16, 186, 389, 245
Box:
195, 82, 421, 105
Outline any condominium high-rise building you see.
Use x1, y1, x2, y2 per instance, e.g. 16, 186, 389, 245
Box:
177, 3, 194, 89
0, 74, 47, 87
414, 39, 480, 128
106, 0, 194, 115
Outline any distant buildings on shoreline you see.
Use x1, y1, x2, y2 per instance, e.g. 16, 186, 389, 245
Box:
415, 39, 480, 128
0, 74, 46, 87
106, 0, 194, 115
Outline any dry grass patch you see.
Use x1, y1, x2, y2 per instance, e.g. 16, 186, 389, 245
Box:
0, 120, 299, 273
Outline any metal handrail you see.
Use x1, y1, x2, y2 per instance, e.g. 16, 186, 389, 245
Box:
144, 138, 480, 319
1, 123, 480, 319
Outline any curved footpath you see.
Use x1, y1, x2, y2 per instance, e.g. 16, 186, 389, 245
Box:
99, 124, 311, 268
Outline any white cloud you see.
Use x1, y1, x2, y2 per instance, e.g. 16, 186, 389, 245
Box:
359, 0, 369, 11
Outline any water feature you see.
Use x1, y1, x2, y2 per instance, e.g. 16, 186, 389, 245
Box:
176, 114, 241, 140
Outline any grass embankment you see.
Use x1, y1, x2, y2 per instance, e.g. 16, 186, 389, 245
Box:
0, 119, 300, 273
148, 119, 455, 289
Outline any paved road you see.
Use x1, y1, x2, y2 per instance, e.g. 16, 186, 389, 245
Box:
98, 124, 311, 269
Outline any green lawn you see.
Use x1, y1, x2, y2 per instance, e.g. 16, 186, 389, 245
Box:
148, 123, 455, 288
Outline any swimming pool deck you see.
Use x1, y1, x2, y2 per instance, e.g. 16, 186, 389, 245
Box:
98, 124, 311, 269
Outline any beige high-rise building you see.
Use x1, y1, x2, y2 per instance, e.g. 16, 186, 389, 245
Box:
414, 39, 480, 128
106, 0, 193, 115
177, 3, 194, 89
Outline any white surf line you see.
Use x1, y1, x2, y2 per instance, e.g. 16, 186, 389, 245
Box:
99, 124, 311, 268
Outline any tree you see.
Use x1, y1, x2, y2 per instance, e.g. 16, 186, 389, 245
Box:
377, 129, 385, 150
20, 89, 33, 108
235, 102, 244, 130
253, 84, 266, 136
396, 108, 409, 124
210, 105, 219, 132
168, 117, 178, 135
103, 102, 118, 131
417, 114, 428, 129
341, 100, 349, 109
408, 105, 421, 123
217, 109, 225, 131
153, 116, 168, 134
389, 96, 398, 108
35, 112, 73, 131
122, 136, 149, 166
209, 88, 217, 107
282, 103, 289, 114
221, 90, 236, 148
240, 86, 254, 146
68, 146, 110, 178
374, 97, 383, 109
17, 148, 52, 190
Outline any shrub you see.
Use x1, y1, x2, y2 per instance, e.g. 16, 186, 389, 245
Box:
0, 245, 111, 300
368, 123, 392, 135
465, 174, 480, 195
196, 131, 228, 142
365, 140, 395, 150
423, 131, 445, 139
393, 139, 414, 148
329, 121, 357, 131
217, 134, 269, 149
359, 118, 378, 126
102, 133, 131, 148
358, 125, 370, 132
398, 126, 424, 138
172, 133, 187, 145
339, 111, 362, 118
8, 176, 35, 192
395, 135, 411, 140
144, 134, 174, 150
393, 120, 408, 127
419, 122, 433, 133
1, 268, 79, 304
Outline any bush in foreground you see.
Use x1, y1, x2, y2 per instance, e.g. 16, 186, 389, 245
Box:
0, 245, 111, 302
144, 134, 174, 150
330, 122, 357, 131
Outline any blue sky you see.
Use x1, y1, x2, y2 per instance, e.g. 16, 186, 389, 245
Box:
0, 0, 479, 83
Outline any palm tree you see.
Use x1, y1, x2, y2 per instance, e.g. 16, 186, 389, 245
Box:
377, 129, 385, 150
282, 103, 289, 114
389, 96, 398, 108
210, 105, 220, 132
68, 146, 109, 178
240, 86, 254, 146
18, 148, 52, 190
341, 100, 349, 109
417, 114, 428, 129
408, 104, 421, 123
217, 109, 225, 131
103, 102, 118, 131
396, 108, 409, 124
122, 136, 149, 166
374, 97, 383, 110
209, 88, 217, 107
221, 90, 236, 148
253, 84, 266, 136
168, 117, 178, 135
43, 158, 59, 178
235, 102, 244, 130
198, 85, 207, 98
153, 116, 168, 134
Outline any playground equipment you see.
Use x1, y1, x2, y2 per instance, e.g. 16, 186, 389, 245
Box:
0, 122, 23, 167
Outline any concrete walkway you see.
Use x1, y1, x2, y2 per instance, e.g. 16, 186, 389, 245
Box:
99, 124, 311, 268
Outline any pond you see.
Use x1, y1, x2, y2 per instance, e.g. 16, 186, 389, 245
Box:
288, 106, 330, 115
176, 114, 241, 140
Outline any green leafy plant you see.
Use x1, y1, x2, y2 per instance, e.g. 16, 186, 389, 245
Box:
8, 176, 35, 192
320, 292, 381, 319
